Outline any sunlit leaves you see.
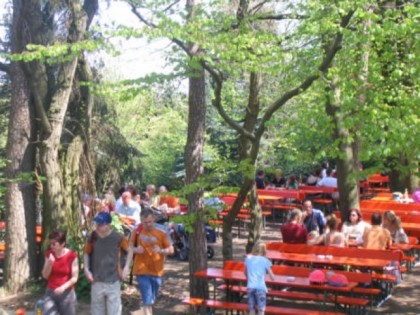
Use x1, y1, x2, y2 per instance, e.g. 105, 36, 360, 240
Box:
4, 39, 103, 64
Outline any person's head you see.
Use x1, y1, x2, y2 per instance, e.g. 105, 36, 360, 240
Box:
256, 170, 265, 178
146, 184, 156, 196
326, 168, 333, 177
93, 212, 112, 235
288, 174, 296, 183
326, 214, 339, 231
48, 230, 66, 250
383, 210, 401, 229
122, 191, 132, 206
159, 185, 168, 194
302, 200, 313, 215
275, 169, 282, 179
371, 212, 382, 226
125, 184, 138, 198
348, 209, 362, 224
141, 207, 155, 231
251, 241, 267, 256
288, 208, 302, 223
322, 161, 329, 169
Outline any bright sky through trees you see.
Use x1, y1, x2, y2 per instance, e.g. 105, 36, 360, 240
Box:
0, 0, 169, 79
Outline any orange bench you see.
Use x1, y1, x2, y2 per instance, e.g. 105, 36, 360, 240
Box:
222, 261, 372, 311
182, 297, 344, 315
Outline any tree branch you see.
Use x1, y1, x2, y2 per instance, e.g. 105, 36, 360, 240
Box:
256, 10, 355, 139
254, 13, 308, 20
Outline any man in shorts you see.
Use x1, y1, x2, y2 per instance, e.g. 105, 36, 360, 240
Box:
84, 212, 129, 315
125, 207, 174, 315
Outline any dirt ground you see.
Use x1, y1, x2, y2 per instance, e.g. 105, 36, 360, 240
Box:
1, 221, 420, 314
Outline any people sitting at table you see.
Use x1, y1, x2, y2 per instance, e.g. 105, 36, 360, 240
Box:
280, 209, 308, 244
362, 212, 392, 250
143, 184, 159, 207
286, 174, 298, 190
307, 214, 346, 247
271, 169, 286, 188
316, 168, 339, 200
302, 200, 326, 235
158, 185, 181, 216
115, 191, 141, 231
341, 209, 371, 245
306, 169, 321, 186
383, 210, 408, 244
255, 169, 266, 189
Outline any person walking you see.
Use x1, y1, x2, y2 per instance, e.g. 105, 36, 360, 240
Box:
244, 241, 275, 315
125, 207, 174, 315
83, 212, 130, 315
42, 230, 78, 315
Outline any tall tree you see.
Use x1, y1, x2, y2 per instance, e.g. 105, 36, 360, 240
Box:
2, 0, 37, 293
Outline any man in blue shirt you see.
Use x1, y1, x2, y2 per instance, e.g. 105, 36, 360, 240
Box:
302, 200, 326, 235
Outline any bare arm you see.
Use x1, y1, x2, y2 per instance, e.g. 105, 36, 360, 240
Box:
41, 253, 55, 279
122, 244, 134, 280
83, 253, 94, 283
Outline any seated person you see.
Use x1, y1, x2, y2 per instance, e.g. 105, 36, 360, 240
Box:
158, 185, 181, 216
143, 184, 159, 207
271, 169, 286, 188
317, 168, 339, 200
115, 191, 141, 231
308, 214, 346, 247
280, 209, 308, 244
286, 174, 298, 190
302, 200, 326, 235
306, 169, 321, 186
255, 169, 266, 189
362, 212, 392, 250
341, 209, 371, 245
383, 211, 408, 244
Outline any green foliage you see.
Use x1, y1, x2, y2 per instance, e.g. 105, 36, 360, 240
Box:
4, 40, 104, 64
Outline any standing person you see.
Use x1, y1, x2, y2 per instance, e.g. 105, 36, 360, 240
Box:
83, 212, 130, 315
42, 230, 78, 315
302, 199, 326, 235
245, 241, 275, 315
125, 207, 174, 315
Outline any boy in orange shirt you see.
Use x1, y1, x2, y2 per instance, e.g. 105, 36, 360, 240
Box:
125, 207, 174, 315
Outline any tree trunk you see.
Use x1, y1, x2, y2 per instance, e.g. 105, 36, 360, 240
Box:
325, 80, 359, 218
20, 0, 88, 243
62, 136, 85, 252
4, 0, 37, 293
185, 66, 208, 314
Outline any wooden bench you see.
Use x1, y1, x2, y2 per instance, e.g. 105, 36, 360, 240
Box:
182, 297, 345, 315
266, 243, 404, 288
223, 261, 374, 311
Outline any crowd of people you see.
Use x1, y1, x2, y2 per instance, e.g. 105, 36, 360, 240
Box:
42, 183, 180, 315
279, 201, 408, 250
254, 162, 338, 194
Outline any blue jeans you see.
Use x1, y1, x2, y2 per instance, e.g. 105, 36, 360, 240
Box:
247, 288, 266, 312
137, 275, 162, 305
